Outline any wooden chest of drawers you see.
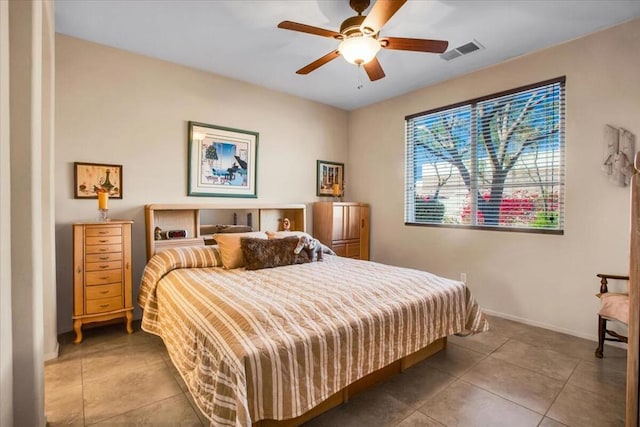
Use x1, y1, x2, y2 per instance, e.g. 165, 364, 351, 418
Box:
72, 220, 133, 343
313, 202, 370, 261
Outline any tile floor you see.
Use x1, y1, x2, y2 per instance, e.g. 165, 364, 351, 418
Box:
45, 316, 627, 426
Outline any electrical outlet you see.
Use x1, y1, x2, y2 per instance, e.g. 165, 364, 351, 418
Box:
460, 273, 467, 283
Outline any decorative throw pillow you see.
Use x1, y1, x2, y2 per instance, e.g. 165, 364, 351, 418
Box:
213, 231, 268, 269
241, 236, 311, 270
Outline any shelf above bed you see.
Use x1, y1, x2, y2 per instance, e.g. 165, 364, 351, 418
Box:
144, 203, 306, 261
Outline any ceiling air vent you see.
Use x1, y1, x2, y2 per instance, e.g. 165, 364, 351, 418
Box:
440, 50, 462, 61
440, 40, 484, 61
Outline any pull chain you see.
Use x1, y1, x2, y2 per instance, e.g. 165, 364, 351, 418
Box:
356, 64, 365, 90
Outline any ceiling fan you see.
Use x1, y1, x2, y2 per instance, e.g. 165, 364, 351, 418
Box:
277, 0, 448, 81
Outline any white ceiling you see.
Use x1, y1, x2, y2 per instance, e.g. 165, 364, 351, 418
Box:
55, 0, 640, 111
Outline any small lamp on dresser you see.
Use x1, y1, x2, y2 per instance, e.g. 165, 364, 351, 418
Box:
97, 190, 109, 222
332, 183, 342, 202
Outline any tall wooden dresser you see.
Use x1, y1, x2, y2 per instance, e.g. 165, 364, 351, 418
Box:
72, 220, 133, 343
313, 202, 370, 260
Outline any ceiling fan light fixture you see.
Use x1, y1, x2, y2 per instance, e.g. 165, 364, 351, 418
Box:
338, 35, 381, 65
278, 0, 447, 80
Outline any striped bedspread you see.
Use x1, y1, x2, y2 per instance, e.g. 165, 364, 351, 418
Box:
138, 247, 488, 427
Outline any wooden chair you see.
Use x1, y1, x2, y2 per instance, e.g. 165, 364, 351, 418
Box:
595, 273, 629, 358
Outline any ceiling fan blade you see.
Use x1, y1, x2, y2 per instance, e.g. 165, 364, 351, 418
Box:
381, 37, 448, 53
278, 21, 342, 39
296, 50, 341, 75
360, 0, 407, 35
363, 57, 385, 81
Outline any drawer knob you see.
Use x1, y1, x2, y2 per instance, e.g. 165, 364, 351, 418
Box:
100, 276, 108, 280
98, 231, 108, 235
99, 256, 108, 260
99, 248, 107, 252
100, 290, 109, 294
98, 240, 108, 243
100, 265, 109, 269
99, 304, 109, 308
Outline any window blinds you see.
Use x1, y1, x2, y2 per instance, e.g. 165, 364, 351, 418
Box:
405, 77, 565, 233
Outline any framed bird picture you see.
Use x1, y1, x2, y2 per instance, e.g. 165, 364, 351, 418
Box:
187, 121, 259, 198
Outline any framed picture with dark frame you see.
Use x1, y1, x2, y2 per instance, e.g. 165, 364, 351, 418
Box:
316, 160, 344, 197
188, 121, 258, 198
74, 162, 123, 199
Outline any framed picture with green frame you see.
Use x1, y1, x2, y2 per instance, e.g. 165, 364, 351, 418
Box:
187, 121, 258, 198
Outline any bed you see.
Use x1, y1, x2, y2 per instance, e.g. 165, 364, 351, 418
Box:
138, 241, 488, 426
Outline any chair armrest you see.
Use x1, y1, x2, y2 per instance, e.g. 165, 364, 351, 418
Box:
596, 273, 629, 280
596, 273, 629, 295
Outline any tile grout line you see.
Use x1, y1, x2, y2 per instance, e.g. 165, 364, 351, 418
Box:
454, 377, 548, 420
416, 344, 491, 425
486, 335, 583, 383
81, 336, 186, 427
393, 409, 444, 427
485, 350, 576, 383
161, 353, 207, 426
557, 359, 628, 397
84, 393, 186, 426
453, 336, 559, 422
163, 353, 211, 426
538, 361, 580, 426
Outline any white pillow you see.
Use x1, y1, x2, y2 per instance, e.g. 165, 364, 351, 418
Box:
213, 231, 268, 269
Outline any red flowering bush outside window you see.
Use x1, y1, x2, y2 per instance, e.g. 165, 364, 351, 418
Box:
461, 190, 559, 228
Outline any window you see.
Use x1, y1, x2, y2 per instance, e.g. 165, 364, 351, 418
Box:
405, 77, 565, 233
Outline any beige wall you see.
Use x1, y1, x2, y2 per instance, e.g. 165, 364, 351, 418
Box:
0, 0, 12, 424
55, 35, 349, 333
348, 19, 640, 340
5, 0, 56, 424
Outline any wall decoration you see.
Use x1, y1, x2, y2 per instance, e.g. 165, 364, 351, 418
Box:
602, 125, 636, 187
74, 162, 123, 199
188, 121, 258, 198
316, 160, 344, 197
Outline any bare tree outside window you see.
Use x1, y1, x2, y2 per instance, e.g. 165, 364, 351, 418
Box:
406, 78, 565, 233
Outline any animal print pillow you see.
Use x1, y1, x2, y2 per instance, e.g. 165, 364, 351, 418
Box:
241, 236, 311, 271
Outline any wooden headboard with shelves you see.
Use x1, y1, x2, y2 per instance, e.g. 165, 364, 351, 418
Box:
144, 203, 306, 261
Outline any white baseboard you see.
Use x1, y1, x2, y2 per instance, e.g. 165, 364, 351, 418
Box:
482, 309, 628, 349
43, 342, 59, 361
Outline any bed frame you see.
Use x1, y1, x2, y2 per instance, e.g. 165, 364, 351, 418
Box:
253, 337, 446, 427
143, 203, 449, 426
